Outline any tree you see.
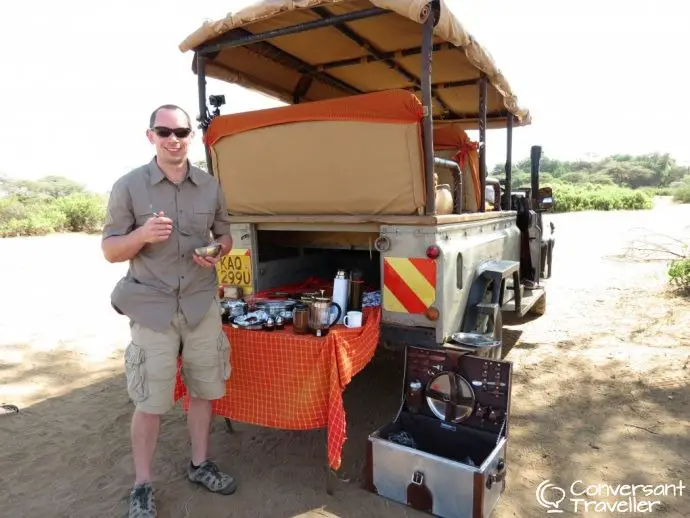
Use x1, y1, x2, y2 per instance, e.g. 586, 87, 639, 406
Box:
490, 152, 690, 190
0, 175, 86, 202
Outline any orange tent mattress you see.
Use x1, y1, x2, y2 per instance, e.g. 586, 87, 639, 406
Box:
206, 89, 424, 146
207, 90, 428, 216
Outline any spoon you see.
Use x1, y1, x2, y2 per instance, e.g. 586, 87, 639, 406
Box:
149, 211, 191, 237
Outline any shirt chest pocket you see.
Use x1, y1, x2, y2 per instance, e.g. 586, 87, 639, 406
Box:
189, 204, 214, 236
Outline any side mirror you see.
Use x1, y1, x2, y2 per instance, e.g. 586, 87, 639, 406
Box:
537, 187, 554, 211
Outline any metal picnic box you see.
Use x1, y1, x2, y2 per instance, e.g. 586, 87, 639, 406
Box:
365, 342, 512, 518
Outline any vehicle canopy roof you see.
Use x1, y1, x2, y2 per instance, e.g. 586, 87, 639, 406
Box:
179, 0, 530, 129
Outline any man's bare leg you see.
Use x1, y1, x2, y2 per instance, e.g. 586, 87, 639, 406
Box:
131, 410, 161, 483
187, 397, 212, 465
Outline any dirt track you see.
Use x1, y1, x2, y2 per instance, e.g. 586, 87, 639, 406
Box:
1, 199, 689, 517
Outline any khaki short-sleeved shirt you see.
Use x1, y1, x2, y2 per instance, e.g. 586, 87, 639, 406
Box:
103, 157, 231, 333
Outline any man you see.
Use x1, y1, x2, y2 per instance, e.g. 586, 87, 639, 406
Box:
102, 104, 236, 518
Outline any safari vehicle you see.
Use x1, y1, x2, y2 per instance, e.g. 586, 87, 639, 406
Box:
178, 0, 555, 354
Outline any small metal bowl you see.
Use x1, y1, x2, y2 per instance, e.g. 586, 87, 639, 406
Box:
255, 299, 296, 316
194, 244, 222, 257
221, 299, 248, 318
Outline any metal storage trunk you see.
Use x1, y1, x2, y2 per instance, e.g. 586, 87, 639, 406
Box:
365, 343, 512, 518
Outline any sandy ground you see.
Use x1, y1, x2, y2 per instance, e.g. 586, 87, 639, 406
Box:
1, 199, 689, 518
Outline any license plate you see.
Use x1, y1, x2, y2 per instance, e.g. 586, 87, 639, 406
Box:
216, 253, 253, 293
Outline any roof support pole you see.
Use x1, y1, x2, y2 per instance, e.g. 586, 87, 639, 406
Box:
230, 31, 362, 97
503, 114, 513, 210
478, 73, 488, 212
198, 7, 388, 54
421, 2, 437, 216
319, 42, 454, 70
195, 8, 383, 102
531, 145, 541, 210
311, 6, 454, 117
195, 52, 214, 176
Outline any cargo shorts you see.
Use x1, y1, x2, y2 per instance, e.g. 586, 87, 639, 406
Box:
123, 300, 231, 415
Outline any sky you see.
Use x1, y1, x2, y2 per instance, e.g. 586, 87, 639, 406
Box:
0, 0, 688, 193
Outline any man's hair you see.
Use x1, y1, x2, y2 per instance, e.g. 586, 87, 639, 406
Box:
149, 104, 192, 129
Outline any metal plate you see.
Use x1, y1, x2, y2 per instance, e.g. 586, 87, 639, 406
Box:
425, 372, 476, 423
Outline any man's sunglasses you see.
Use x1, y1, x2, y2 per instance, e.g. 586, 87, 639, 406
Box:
151, 126, 192, 138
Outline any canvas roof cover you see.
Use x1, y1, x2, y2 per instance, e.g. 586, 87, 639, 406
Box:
179, 0, 531, 129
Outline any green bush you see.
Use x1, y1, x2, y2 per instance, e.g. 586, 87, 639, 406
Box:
0, 197, 27, 225
0, 192, 106, 237
640, 186, 674, 196
55, 193, 106, 233
672, 186, 690, 204
545, 183, 654, 213
668, 257, 690, 294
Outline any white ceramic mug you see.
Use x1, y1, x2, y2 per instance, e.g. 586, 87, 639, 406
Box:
344, 311, 363, 328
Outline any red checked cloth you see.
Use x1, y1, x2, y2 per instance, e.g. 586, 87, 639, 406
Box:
173, 306, 380, 471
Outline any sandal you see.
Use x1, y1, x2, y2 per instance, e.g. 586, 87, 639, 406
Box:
0, 404, 19, 416
187, 460, 237, 495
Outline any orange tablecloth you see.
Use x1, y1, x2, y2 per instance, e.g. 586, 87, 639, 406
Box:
173, 307, 381, 470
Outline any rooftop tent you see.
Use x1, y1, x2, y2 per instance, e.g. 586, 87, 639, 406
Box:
178, 0, 530, 129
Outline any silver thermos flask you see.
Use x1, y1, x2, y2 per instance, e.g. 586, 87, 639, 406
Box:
332, 269, 349, 324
